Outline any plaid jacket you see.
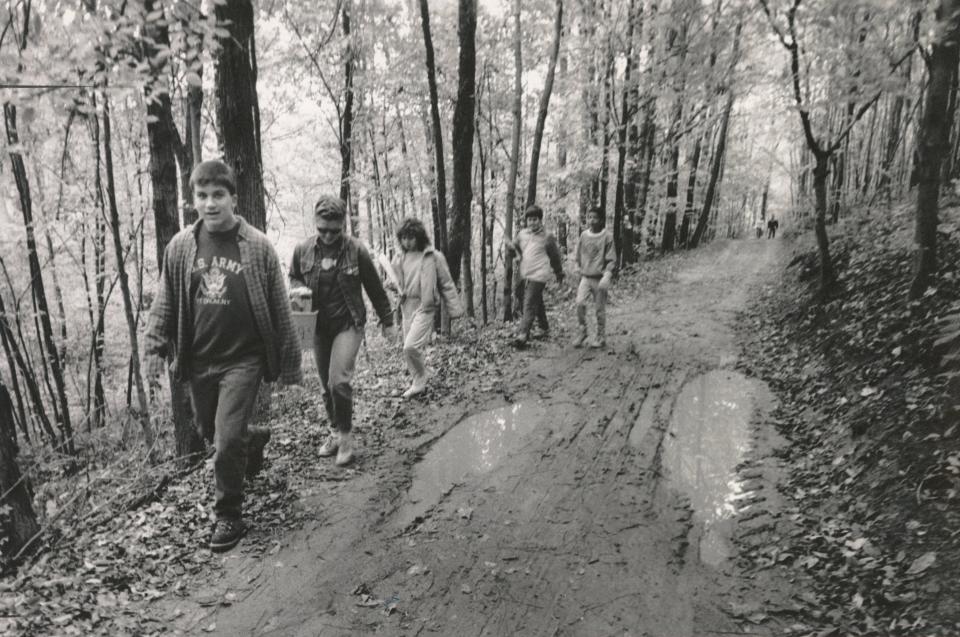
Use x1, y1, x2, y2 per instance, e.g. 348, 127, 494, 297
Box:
143, 218, 303, 385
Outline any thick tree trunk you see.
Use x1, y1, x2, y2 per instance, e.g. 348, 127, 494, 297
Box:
0, 289, 53, 442
214, 0, 267, 232
140, 4, 202, 462
0, 383, 38, 559
680, 134, 703, 248
812, 155, 837, 293
909, 0, 960, 300
447, 0, 477, 286
525, 0, 563, 209
502, 0, 522, 321
419, 0, 448, 252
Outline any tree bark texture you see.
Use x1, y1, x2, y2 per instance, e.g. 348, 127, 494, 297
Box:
419, 0, 449, 252
214, 0, 267, 232
340, 0, 358, 235
0, 383, 39, 559
909, 0, 960, 300
447, 0, 477, 286
525, 0, 563, 209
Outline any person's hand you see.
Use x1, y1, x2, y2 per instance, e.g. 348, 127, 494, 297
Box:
382, 324, 399, 343
599, 271, 612, 290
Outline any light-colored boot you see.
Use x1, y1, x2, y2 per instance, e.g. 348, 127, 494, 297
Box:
317, 429, 339, 457
335, 432, 355, 466
402, 376, 427, 399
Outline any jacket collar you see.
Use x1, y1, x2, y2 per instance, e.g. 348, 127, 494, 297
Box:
191, 216, 251, 240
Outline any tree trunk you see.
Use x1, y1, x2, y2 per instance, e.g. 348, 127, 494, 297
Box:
613, 0, 637, 261
3, 103, 75, 455
214, 0, 267, 232
0, 383, 38, 559
680, 133, 703, 248
690, 92, 733, 249
0, 290, 52, 442
525, 0, 563, 209
102, 94, 157, 451
502, 0, 522, 321
447, 0, 477, 286
89, 102, 109, 431
908, 0, 960, 300
419, 0, 448, 252
340, 0, 358, 235
812, 154, 837, 293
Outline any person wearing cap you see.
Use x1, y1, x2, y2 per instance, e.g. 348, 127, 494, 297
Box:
143, 159, 303, 553
289, 195, 397, 466
505, 205, 564, 347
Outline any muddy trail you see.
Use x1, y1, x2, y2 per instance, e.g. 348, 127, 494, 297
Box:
159, 238, 796, 636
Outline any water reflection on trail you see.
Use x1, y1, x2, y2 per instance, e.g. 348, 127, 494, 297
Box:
396, 402, 546, 528
662, 370, 774, 567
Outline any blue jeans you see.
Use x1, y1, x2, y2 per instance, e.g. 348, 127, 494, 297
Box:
190, 355, 264, 520
313, 326, 364, 433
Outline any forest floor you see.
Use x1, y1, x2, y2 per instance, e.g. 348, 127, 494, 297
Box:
3, 208, 959, 636
149, 236, 798, 637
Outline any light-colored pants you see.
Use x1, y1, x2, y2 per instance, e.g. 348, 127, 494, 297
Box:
189, 355, 265, 520
313, 326, 364, 433
576, 276, 607, 336
401, 298, 433, 381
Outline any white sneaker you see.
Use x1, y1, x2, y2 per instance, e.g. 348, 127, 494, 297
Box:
402, 379, 427, 399
318, 431, 340, 457
335, 433, 354, 466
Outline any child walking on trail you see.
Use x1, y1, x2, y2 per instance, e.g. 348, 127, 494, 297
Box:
507, 205, 564, 348
143, 159, 303, 553
574, 206, 617, 349
288, 195, 397, 467
390, 218, 464, 398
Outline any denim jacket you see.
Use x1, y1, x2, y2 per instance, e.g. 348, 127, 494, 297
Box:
289, 235, 394, 328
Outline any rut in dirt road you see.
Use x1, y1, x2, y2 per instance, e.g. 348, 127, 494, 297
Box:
168, 238, 791, 637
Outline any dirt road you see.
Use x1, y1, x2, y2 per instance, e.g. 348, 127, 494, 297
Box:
159, 237, 794, 636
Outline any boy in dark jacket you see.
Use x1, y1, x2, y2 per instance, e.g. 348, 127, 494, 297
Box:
144, 159, 303, 553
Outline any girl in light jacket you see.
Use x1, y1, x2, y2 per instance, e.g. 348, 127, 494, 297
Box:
391, 218, 464, 398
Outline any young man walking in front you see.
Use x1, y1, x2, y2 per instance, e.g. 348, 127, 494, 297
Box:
507, 205, 564, 348
144, 159, 303, 553
574, 206, 617, 348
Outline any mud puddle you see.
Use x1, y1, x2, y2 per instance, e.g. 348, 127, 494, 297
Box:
662, 370, 774, 566
396, 402, 547, 528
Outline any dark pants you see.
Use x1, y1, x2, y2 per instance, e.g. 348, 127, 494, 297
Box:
313, 326, 363, 433
190, 355, 265, 521
519, 279, 549, 337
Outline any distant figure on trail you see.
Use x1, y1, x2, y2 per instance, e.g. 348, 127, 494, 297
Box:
390, 218, 463, 399
288, 195, 397, 467
143, 159, 303, 554
767, 216, 779, 239
506, 205, 564, 348
574, 206, 617, 349
756, 220, 764, 238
